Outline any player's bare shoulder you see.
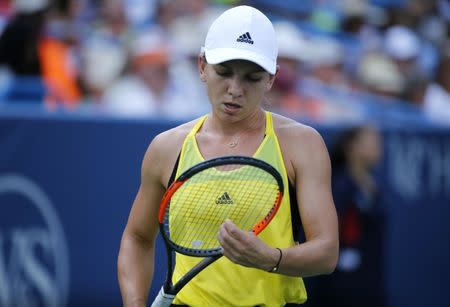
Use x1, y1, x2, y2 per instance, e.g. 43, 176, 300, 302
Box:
271, 113, 329, 169
271, 113, 323, 147
152, 119, 199, 154
142, 118, 202, 183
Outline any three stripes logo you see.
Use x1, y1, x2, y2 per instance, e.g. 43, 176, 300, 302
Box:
216, 192, 234, 204
236, 32, 254, 45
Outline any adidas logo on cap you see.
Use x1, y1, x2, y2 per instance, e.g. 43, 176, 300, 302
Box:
236, 32, 254, 44
216, 192, 234, 204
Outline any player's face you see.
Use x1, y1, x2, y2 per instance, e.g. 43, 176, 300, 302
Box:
199, 57, 276, 119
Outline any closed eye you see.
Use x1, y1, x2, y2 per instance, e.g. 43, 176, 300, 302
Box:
214, 66, 264, 83
216, 71, 232, 77
246, 76, 262, 83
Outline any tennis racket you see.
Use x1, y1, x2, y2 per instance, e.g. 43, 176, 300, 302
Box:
151, 156, 284, 306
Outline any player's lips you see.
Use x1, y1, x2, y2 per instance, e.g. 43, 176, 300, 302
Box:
223, 102, 241, 109
223, 102, 242, 114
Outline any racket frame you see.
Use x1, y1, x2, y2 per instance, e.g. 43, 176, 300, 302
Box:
156, 156, 284, 297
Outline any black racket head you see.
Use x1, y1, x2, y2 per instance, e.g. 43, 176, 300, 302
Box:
158, 156, 284, 257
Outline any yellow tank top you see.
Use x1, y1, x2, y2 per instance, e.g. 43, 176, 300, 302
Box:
172, 112, 307, 306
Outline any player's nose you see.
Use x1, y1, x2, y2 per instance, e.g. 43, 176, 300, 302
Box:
227, 77, 244, 97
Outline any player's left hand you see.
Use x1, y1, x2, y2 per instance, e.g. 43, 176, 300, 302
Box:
218, 219, 279, 271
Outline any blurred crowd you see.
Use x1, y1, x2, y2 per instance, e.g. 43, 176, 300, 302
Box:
0, 0, 448, 124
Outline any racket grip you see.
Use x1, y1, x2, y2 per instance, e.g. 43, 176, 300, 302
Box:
150, 287, 175, 307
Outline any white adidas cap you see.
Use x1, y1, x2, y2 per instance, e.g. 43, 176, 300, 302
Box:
202, 5, 278, 74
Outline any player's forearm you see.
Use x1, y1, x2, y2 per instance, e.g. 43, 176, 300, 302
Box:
274, 238, 338, 277
118, 233, 155, 307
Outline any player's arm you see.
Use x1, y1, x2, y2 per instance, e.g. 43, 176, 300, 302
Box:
276, 126, 339, 277
117, 135, 167, 307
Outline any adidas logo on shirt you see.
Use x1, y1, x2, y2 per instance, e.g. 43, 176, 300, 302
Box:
216, 192, 234, 204
236, 32, 254, 44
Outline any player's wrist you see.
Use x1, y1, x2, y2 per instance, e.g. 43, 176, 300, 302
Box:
266, 247, 283, 273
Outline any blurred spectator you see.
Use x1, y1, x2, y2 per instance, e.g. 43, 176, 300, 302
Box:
102, 27, 205, 119
76, 0, 134, 105
0, 0, 82, 107
168, 0, 224, 109
265, 21, 325, 120
415, 3, 446, 79
94, 0, 134, 45
340, 0, 368, 35
176, 0, 217, 16
383, 25, 431, 104
338, 0, 386, 77
40, 0, 82, 107
79, 36, 127, 104
380, 0, 442, 79
153, 0, 177, 31
384, 25, 421, 73
309, 2, 340, 34
156, 0, 235, 33
122, 0, 156, 30
340, 0, 387, 38
308, 124, 386, 307
0, 0, 48, 103
418, 5, 448, 48
437, 0, 450, 26
0, 0, 48, 75
307, 37, 350, 89
357, 52, 406, 100
167, 0, 223, 48
423, 49, 450, 125
167, 5, 220, 111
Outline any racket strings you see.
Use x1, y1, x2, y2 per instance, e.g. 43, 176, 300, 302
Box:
163, 164, 280, 251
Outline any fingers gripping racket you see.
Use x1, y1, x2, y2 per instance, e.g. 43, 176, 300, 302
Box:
151, 156, 284, 306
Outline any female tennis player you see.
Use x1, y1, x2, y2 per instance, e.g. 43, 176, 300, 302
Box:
118, 5, 339, 306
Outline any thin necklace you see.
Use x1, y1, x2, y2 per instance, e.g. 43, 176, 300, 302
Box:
226, 114, 264, 148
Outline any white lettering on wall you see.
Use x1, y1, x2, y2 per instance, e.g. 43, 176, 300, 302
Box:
0, 175, 69, 307
387, 134, 450, 201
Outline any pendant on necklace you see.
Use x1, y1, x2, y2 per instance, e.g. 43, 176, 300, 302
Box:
228, 140, 238, 148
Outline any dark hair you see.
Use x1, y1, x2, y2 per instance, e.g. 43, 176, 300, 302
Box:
0, 10, 48, 75
329, 126, 365, 170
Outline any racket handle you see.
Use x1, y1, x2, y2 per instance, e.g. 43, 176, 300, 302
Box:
150, 287, 175, 307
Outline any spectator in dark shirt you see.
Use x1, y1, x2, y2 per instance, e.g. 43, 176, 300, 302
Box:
307, 124, 387, 307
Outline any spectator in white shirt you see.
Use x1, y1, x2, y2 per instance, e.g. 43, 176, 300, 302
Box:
102, 27, 205, 119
